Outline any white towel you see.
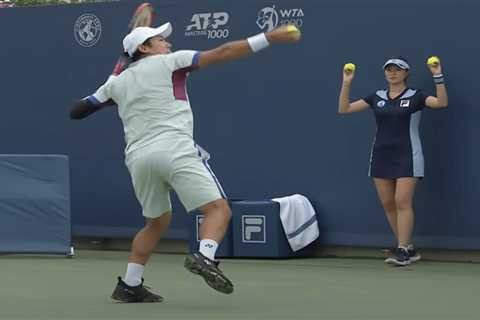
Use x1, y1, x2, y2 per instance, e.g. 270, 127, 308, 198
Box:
272, 194, 319, 252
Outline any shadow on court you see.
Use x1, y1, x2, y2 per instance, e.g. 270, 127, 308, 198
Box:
0, 250, 478, 320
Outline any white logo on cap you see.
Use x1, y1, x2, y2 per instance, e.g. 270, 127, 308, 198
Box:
74, 14, 102, 47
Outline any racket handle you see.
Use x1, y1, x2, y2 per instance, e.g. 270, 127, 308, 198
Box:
112, 54, 132, 75
112, 62, 124, 75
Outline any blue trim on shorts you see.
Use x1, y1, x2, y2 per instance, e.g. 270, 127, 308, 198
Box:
194, 144, 227, 199
201, 159, 227, 199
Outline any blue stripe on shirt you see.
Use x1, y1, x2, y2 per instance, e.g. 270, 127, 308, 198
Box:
86, 95, 101, 106
192, 51, 200, 68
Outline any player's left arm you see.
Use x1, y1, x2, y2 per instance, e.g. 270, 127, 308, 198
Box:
196, 25, 301, 68
425, 56, 448, 109
164, 25, 300, 72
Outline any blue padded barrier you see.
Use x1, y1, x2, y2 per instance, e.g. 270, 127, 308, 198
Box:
0, 155, 72, 254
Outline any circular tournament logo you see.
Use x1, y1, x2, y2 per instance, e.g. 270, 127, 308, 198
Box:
74, 13, 102, 47
377, 100, 386, 108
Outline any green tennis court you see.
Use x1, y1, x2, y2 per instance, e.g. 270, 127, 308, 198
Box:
1, 250, 478, 320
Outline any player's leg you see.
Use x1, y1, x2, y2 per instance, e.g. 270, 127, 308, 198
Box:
395, 178, 417, 247
128, 213, 172, 274
112, 214, 171, 303
197, 198, 231, 259
112, 153, 172, 302
373, 178, 407, 265
169, 144, 233, 294
391, 177, 419, 265
381, 177, 417, 266
183, 198, 234, 294
373, 178, 398, 239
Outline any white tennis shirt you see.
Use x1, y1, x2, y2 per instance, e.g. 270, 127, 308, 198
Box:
92, 50, 200, 159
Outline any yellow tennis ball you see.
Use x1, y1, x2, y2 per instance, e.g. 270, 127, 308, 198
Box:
344, 63, 356, 72
427, 56, 440, 66
286, 24, 301, 40
286, 25, 299, 33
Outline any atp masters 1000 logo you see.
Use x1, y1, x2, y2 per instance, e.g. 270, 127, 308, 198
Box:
185, 12, 231, 39
74, 13, 102, 47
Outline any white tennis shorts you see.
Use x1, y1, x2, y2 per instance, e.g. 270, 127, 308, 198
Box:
125, 139, 225, 218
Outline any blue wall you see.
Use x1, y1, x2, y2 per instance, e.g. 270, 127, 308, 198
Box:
1, 0, 479, 249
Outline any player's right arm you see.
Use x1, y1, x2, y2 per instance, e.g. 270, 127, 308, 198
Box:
338, 66, 369, 114
196, 25, 301, 68
70, 97, 102, 119
70, 77, 115, 120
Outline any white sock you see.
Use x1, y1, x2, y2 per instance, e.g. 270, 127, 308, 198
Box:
123, 262, 144, 287
199, 239, 218, 261
407, 244, 414, 250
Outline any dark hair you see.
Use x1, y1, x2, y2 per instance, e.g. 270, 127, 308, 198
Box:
132, 38, 153, 62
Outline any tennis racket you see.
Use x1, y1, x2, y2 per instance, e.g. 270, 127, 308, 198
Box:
74, 3, 156, 118
111, 2, 155, 75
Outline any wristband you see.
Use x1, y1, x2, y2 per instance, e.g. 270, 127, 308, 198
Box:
247, 33, 270, 53
433, 73, 445, 84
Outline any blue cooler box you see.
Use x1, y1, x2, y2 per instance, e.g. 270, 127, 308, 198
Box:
231, 200, 315, 258
188, 212, 234, 258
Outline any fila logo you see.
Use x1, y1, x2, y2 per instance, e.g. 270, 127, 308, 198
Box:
400, 99, 410, 107
242, 215, 266, 243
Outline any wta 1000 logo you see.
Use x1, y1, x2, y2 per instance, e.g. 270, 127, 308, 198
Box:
256, 5, 304, 32
185, 12, 230, 39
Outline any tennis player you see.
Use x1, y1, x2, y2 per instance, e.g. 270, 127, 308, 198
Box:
70, 22, 301, 301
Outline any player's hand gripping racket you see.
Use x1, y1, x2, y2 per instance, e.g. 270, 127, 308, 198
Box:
111, 3, 155, 75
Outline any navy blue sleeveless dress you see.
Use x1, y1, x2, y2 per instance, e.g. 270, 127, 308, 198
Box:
363, 88, 427, 178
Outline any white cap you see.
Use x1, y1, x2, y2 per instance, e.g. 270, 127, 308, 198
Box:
123, 22, 172, 57
383, 58, 410, 70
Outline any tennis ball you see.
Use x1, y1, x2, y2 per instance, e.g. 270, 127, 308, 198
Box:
286, 25, 301, 40
344, 63, 356, 73
287, 25, 299, 33
427, 56, 440, 66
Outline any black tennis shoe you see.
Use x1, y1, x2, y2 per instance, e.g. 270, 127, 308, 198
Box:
111, 277, 163, 303
385, 246, 421, 264
184, 253, 234, 294
407, 246, 421, 262
385, 248, 411, 266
